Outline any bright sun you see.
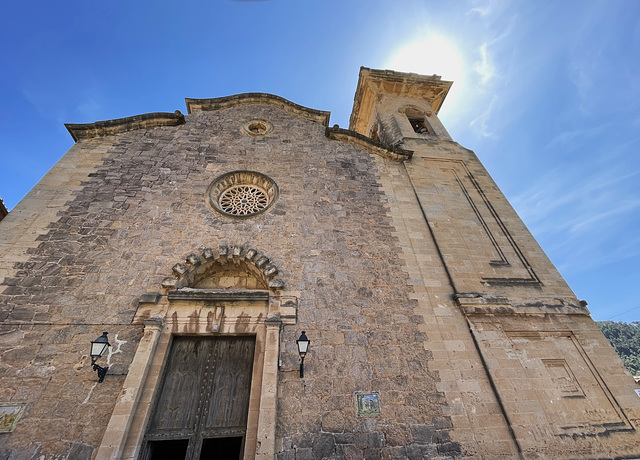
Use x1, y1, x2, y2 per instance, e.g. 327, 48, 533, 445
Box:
385, 35, 464, 83
385, 34, 467, 119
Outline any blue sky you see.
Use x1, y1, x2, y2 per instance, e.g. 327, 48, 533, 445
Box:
1, 0, 639, 322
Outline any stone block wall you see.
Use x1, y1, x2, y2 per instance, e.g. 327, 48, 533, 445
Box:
2, 90, 639, 460
373, 132, 640, 458
0, 104, 460, 459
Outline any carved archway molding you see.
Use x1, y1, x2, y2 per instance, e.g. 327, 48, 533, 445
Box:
160, 244, 285, 291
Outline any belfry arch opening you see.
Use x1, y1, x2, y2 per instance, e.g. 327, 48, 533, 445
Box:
400, 106, 432, 134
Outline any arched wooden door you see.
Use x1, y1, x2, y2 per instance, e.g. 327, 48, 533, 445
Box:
141, 336, 255, 460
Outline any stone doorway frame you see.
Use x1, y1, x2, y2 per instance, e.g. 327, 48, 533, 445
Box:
93, 246, 298, 460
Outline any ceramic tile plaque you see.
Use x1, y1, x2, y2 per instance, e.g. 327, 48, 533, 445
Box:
354, 391, 381, 417
0, 403, 26, 433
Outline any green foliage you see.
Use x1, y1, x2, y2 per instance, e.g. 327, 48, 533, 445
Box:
597, 321, 640, 376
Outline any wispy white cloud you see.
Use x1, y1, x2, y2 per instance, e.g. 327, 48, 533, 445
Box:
569, 199, 640, 234
462, 6, 518, 138
552, 223, 640, 274
511, 163, 640, 273
569, 54, 601, 114
469, 94, 498, 138
467, 5, 492, 17
599, 233, 640, 266
543, 122, 612, 151
466, 0, 502, 18
513, 167, 638, 228
472, 37, 507, 89
563, 2, 636, 116
475, 43, 497, 86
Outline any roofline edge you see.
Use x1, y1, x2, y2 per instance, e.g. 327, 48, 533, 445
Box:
185, 93, 331, 127
65, 111, 185, 142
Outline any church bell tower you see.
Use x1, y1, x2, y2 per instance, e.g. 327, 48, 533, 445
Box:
348, 67, 640, 459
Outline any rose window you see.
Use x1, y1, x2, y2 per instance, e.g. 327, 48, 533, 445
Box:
219, 185, 269, 215
207, 171, 279, 218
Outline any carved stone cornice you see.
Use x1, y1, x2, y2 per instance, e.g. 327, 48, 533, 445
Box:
325, 126, 413, 161
65, 111, 185, 142
185, 93, 331, 127
454, 293, 590, 316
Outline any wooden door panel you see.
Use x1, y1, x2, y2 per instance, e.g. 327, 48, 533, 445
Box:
148, 337, 211, 433
204, 337, 255, 430
143, 336, 255, 460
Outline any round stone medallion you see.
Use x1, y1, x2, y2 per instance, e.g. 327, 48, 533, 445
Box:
207, 171, 279, 218
241, 119, 273, 137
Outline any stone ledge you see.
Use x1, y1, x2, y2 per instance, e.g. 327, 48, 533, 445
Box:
185, 93, 331, 127
325, 126, 413, 162
455, 293, 591, 316
138, 292, 161, 305
460, 305, 590, 316
65, 111, 185, 142
481, 277, 542, 286
454, 293, 510, 305
168, 288, 269, 301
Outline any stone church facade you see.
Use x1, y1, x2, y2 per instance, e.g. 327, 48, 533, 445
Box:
0, 67, 639, 460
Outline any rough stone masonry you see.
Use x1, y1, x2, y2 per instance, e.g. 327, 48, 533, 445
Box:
0, 68, 638, 460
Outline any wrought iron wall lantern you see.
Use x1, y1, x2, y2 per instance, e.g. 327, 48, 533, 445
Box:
90, 332, 111, 383
296, 331, 310, 378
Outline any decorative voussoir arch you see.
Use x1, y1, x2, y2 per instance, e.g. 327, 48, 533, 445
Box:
160, 244, 285, 291
102, 244, 295, 460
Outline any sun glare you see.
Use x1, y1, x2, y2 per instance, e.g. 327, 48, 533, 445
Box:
386, 35, 464, 84
385, 34, 468, 122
